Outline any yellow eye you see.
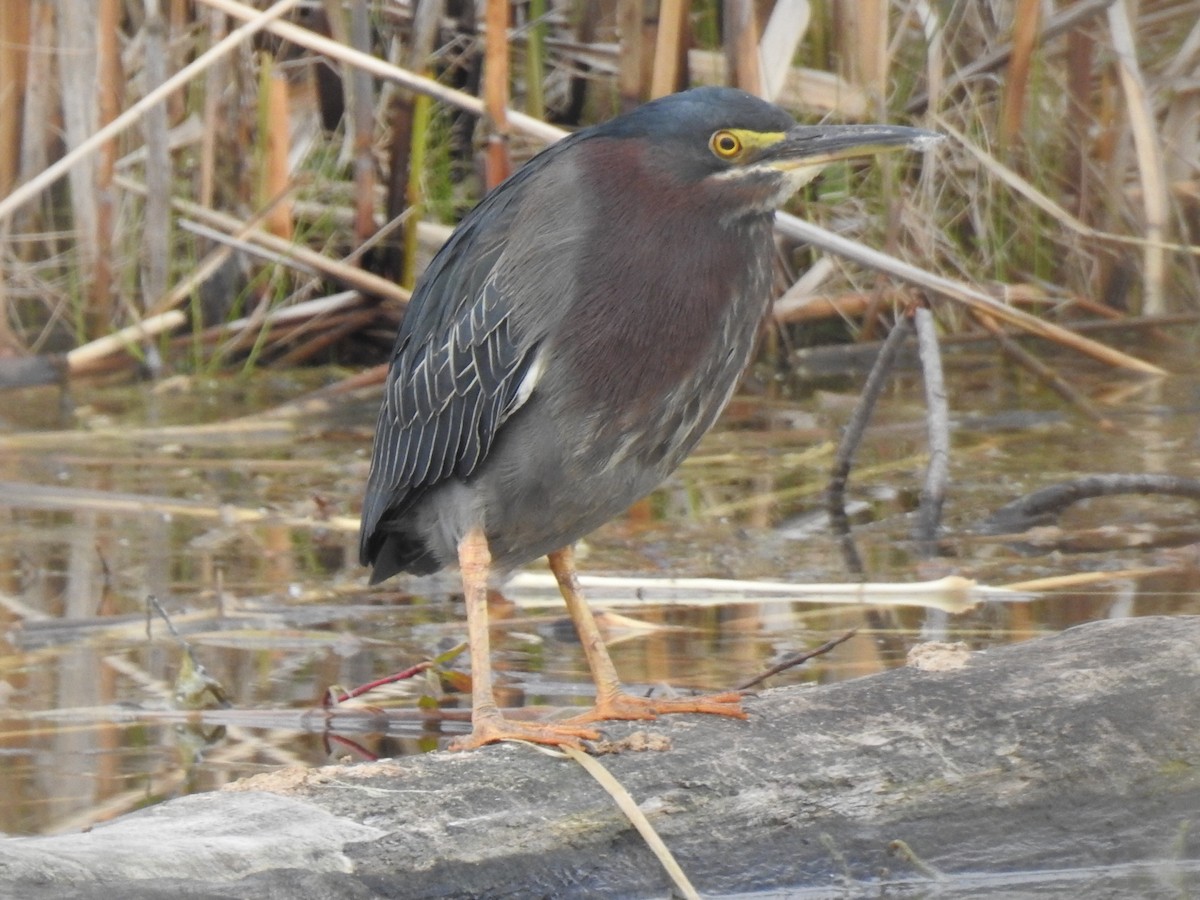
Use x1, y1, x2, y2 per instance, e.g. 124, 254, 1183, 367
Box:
710, 130, 742, 159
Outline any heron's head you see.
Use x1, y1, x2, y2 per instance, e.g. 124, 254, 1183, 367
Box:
589, 86, 940, 215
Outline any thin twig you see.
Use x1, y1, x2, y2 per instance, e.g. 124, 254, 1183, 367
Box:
981, 474, 1200, 534
828, 315, 914, 575
326, 662, 432, 707
737, 629, 859, 691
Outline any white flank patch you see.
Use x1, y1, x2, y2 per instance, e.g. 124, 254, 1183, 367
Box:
510, 347, 545, 412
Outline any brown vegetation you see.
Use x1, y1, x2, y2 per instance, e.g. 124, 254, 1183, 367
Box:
0, 0, 1197, 382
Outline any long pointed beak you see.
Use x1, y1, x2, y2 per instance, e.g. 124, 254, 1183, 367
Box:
757, 124, 942, 169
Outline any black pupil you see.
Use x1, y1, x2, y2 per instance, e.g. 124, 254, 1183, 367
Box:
720, 135, 736, 152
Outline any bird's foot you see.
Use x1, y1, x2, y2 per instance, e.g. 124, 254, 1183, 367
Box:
449, 713, 601, 752
564, 689, 749, 725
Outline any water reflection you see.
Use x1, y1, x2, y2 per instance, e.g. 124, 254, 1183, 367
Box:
2, 348, 1199, 834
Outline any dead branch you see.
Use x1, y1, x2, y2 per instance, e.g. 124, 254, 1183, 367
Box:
981, 474, 1200, 534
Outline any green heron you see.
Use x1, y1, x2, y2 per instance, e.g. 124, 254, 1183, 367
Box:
360, 87, 936, 750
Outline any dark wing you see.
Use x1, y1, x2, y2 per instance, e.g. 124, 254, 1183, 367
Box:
358, 172, 545, 568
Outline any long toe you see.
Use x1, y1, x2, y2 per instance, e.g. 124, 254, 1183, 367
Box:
449, 715, 602, 752
565, 690, 749, 725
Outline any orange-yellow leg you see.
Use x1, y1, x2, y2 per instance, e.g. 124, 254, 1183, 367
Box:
449, 527, 601, 751
548, 545, 748, 725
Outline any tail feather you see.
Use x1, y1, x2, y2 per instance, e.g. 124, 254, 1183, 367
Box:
366, 531, 441, 584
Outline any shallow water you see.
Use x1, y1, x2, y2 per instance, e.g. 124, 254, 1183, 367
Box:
2, 337, 1199, 837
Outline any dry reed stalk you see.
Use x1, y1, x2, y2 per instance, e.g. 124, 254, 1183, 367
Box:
1106, 0, 1169, 315
165, 0, 190, 118
150, 192, 410, 305
55, 0, 101, 320
688, 49, 868, 117
0, 0, 305, 225
0, 479, 361, 534
618, 0, 649, 107
142, 0, 172, 313
773, 291, 899, 325
213, 308, 335, 363
211, 291, 365, 334
999, 0, 1041, 146
934, 117, 1198, 258
650, 0, 689, 99
838, 0, 887, 111
349, 0, 376, 246
1062, 291, 1129, 322
1159, 19, 1200, 176
399, 92, 432, 289
198, 7, 227, 208
723, 0, 762, 95
199, 0, 560, 143
524, 0, 548, 116
384, 96, 415, 287
394, 0, 442, 289
1064, 22, 1095, 219
92, 0, 122, 338
65, 310, 189, 373
259, 59, 294, 240
0, 277, 20, 355
559, 746, 701, 900
270, 308, 378, 367
758, 0, 811, 103
1160, 22, 1200, 298
774, 212, 1165, 376
173, 218, 311, 281
913, 0, 943, 116
48, 1, 1177, 381
15, 1, 54, 202
139, 191, 273, 318
0, 258, 13, 354
49, 454, 334, 473
316, 0, 350, 163
1046, 313, 1200, 337
826, 311, 914, 542
1000, 566, 1178, 593
2, 0, 1180, 381
504, 572, 1014, 614
904, 0, 1117, 115
484, 0, 512, 188
180, 291, 368, 365
0, 2, 30, 196
909, 2, 942, 272
0, 418, 275, 453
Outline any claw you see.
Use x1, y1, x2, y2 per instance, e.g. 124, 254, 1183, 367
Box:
563, 690, 748, 726
449, 713, 601, 752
